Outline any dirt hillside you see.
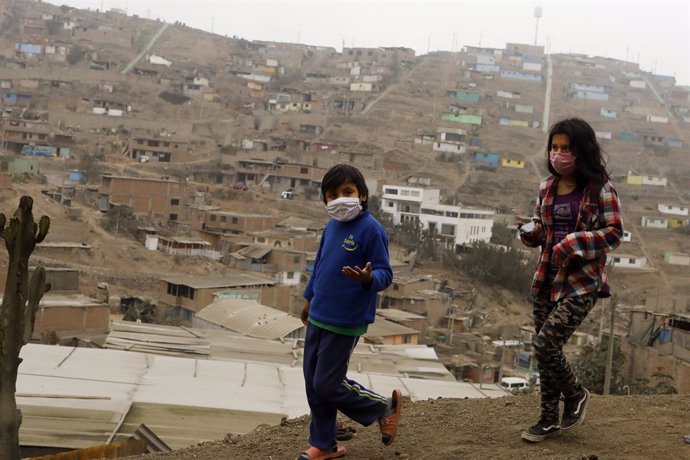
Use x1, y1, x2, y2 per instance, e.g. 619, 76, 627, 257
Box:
123, 393, 690, 460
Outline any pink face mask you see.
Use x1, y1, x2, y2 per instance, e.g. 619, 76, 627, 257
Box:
549, 152, 577, 176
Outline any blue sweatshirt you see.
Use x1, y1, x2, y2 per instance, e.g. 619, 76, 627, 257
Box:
304, 211, 393, 328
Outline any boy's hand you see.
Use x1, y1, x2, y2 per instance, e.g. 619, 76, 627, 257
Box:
342, 261, 373, 285
300, 300, 310, 325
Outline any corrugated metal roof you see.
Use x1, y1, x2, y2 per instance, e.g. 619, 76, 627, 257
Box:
195, 298, 304, 339
160, 273, 275, 288
0, 293, 105, 308
377, 308, 427, 321
104, 321, 449, 378
18, 343, 507, 450
366, 318, 419, 338
235, 245, 273, 259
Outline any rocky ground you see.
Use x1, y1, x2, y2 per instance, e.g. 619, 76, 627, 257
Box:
122, 393, 690, 460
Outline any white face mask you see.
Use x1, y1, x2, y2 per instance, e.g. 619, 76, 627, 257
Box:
326, 197, 362, 222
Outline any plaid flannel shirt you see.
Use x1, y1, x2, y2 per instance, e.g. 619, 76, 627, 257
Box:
525, 175, 623, 302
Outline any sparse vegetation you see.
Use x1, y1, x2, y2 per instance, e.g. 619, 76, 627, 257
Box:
572, 339, 625, 395
66, 45, 85, 65
490, 221, 515, 246
100, 206, 135, 234
457, 241, 535, 294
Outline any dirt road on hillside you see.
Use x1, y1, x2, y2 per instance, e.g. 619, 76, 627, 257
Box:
123, 393, 689, 460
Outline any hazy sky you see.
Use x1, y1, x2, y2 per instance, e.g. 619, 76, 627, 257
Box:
56, 0, 690, 85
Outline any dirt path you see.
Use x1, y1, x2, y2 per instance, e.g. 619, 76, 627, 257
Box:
122, 393, 690, 460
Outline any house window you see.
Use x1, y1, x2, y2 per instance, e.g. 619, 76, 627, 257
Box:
220, 216, 227, 223
231, 217, 238, 224
210, 215, 216, 221
403, 335, 412, 344
613, 257, 621, 263
300, 167, 309, 174
441, 224, 456, 236
293, 255, 301, 263
169, 213, 178, 221
387, 202, 394, 207
384, 188, 398, 195
286, 271, 295, 279
257, 237, 266, 243
170, 198, 180, 206
629, 258, 635, 264
167, 283, 178, 295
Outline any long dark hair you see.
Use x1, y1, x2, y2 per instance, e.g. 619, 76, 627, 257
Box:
546, 117, 609, 189
321, 163, 369, 210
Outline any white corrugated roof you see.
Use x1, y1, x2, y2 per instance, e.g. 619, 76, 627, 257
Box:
195, 298, 304, 339
18, 343, 507, 450
366, 317, 419, 338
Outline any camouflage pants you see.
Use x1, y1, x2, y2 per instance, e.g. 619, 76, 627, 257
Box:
532, 293, 597, 421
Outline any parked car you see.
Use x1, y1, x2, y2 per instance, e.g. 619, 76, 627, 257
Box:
500, 376, 530, 392
280, 191, 294, 200
232, 182, 249, 191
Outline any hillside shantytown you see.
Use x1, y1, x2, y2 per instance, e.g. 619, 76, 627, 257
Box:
0, 0, 688, 458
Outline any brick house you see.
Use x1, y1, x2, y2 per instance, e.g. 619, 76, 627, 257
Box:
158, 273, 276, 321
125, 130, 190, 163
202, 211, 278, 235
379, 275, 452, 327
98, 175, 185, 222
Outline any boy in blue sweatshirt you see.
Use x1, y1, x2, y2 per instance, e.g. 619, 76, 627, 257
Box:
297, 164, 400, 460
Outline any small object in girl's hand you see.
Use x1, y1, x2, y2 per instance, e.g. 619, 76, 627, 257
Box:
519, 221, 536, 233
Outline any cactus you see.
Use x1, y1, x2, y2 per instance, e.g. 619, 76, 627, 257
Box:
0, 196, 50, 460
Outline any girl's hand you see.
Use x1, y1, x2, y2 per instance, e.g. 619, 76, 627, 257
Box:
551, 244, 570, 268
519, 221, 544, 245
342, 261, 373, 285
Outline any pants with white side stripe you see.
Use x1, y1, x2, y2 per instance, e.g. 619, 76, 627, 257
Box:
303, 323, 388, 449
532, 293, 597, 421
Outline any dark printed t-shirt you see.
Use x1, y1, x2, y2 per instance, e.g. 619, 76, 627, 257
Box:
548, 188, 582, 278
552, 188, 582, 244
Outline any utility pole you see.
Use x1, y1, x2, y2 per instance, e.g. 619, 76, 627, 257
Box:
497, 336, 506, 383
603, 295, 617, 396
448, 304, 457, 345
478, 338, 485, 389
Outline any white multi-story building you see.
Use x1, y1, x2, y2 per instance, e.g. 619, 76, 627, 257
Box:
381, 185, 494, 247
